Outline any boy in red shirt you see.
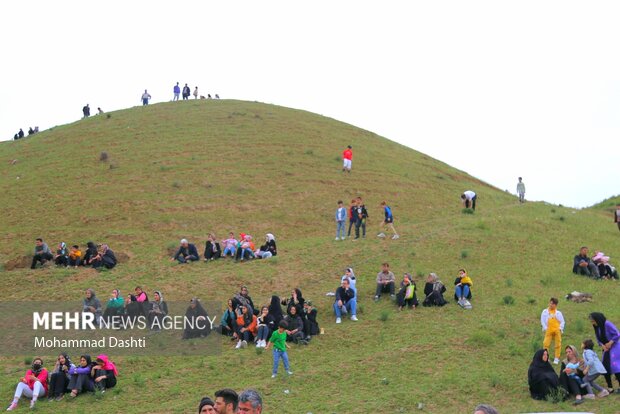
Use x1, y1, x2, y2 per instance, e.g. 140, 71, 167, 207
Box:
342, 145, 352, 173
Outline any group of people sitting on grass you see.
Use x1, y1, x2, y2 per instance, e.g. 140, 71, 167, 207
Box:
528, 312, 620, 406
6, 353, 118, 410
332, 263, 474, 322
30, 238, 117, 270
572, 246, 619, 280
218, 285, 319, 349
171, 233, 277, 264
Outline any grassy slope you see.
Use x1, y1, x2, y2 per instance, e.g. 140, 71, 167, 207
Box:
0, 100, 618, 413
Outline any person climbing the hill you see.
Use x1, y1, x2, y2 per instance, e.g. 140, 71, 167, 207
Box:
335, 200, 347, 240
182, 83, 191, 100
30, 238, 53, 269
377, 201, 399, 240
172, 238, 200, 263
572, 246, 600, 278
342, 145, 352, 172
396, 273, 418, 311
354, 197, 368, 240
454, 268, 473, 307
517, 177, 526, 203
347, 199, 358, 238
541, 297, 565, 365
204, 233, 221, 261
374, 262, 395, 301
334, 277, 357, 323
221, 232, 238, 258
173, 82, 180, 101
589, 312, 620, 393
461, 190, 477, 210
422, 273, 447, 307
141, 90, 151, 105
6, 357, 48, 410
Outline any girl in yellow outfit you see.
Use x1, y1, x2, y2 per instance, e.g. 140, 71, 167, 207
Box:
540, 297, 565, 365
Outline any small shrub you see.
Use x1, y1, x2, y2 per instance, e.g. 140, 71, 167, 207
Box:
435, 174, 445, 180
467, 331, 494, 346
255, 347, 264, 356
461, 208, 474, 215
132, 373, 145, 387
489, 373, 502, 388
574, 319, 585, 334
527, 296, 537, 305
545, 387, 567, 403
460, 250, 469, 259
550, 208, 556, 213
505, 279, 513, 287
558, 216, 565, 222
380, 377, 389, 385
503, 295, 515, 305
24, 357, 32, 365
410, 251, 416, 257
379, 310, 390, 322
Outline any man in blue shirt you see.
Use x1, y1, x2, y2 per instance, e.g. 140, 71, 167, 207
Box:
335, 200, 347, 240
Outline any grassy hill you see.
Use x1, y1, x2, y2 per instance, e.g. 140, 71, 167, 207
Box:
0, 100, 619, 413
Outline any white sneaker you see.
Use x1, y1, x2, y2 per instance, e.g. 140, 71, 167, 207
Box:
287, 371, 293, 375
336, 317, 341, 324
340, 237, 345, 240
335, 237, 340, 241
377, 233, 386, 238
256, 341, 261, 348
241, 340, 248, 348
351, 315, 358, 321
583, 393, 595, 399
392, 234, 400, 240
553, 358, 560, 365
271, 374, 276, 378
235, 340, 242, 349
598, 389, 610, 397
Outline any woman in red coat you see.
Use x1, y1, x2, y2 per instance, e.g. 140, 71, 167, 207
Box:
6, 357, 48, 410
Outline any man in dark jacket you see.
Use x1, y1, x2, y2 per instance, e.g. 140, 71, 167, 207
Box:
333, 278, 357, 323
573, 246, 600, 278
172, 239, 199, 263
31, 238, 53, 269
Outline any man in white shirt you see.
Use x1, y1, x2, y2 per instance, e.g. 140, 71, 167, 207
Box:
461, 190, 477, 210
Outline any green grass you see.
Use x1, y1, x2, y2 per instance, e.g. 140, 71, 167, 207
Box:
0, 100, 619, 413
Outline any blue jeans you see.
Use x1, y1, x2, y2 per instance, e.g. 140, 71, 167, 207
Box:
178, 255, 198, 263
257, 325, 270, 341
223, 246, 236, 257
272, 349, 290, 374
333, 298, 356, 317
336, 221, 345, 238
455, 284, 470, 299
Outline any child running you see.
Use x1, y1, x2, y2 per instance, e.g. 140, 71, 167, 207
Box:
265, 320, 293, 378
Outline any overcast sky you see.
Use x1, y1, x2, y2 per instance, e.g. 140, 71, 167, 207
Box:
2, 1, 618, 208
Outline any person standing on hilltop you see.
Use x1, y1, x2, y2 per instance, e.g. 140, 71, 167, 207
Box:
193, 86, 199, 99
182, 83, 190, 100
173, 82, 180, 101
82, 104, 90, 118
141, 90, 151, 106
517, 177, 526, 203
342, 145, 353, 173
461, 190, 477, 210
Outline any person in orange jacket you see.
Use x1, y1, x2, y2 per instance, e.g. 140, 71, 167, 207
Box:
234, 305, 257, 349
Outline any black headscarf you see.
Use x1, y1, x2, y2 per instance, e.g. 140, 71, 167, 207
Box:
528, 349, 559, 388
198, 397, 215, 413
59, 352, 72, 369
80, 354, 92, 368
590, 312, 608, 344
268, 295, 283, 323
186, 298, 208, 318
